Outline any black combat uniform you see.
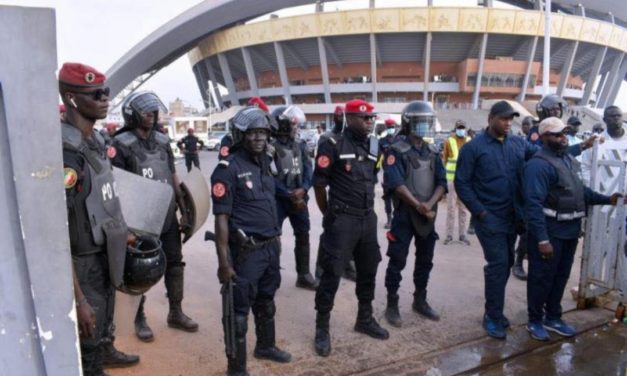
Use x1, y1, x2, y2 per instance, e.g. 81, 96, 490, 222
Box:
177, 133, 204, 171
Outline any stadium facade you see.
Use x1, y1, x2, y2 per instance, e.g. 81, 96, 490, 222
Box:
182, 1, 627, 123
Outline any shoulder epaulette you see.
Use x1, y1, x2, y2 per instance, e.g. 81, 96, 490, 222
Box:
114, 131, 137, 147
154, 131, 170, 145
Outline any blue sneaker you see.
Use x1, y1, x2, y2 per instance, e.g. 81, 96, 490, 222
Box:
527, 322, 550, 341
543, 319, 577, 337
483, 315, 506, 339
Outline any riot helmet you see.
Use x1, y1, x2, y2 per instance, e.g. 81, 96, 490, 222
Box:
271, 105, 306, 137
231, 106, 274, 146
122, 90, 167, 128
119, 235, 166, 295
401, 101, 436, 138
536, 94, 568, 121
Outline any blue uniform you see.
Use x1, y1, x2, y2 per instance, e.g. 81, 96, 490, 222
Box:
211, 149, 281, 315
454, 129, 582, 323
383, 142, 447, 294
523, 149, 610, 323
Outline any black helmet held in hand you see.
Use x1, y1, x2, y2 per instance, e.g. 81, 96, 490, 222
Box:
119, 235, 166, 295
536, 94, 568, 121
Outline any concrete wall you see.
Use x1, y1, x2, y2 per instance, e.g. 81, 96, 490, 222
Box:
0, 6, 81, 376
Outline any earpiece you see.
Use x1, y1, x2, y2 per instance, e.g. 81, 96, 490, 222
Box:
70, 98, 78, 108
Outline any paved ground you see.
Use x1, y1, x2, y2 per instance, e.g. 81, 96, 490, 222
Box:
109, 150, 626, 376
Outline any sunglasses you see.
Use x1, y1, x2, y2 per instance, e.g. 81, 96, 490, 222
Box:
75, 86, 110, 101
356, 115, 376, 121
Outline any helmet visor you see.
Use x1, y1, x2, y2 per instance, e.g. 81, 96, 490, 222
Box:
281, 105, 306, 125
407, 115, 435, 138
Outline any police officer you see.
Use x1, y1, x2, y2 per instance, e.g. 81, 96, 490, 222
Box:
523, 117, 624, 341
177, 128, 204, 172
528, 94, 568, 145
379, 118, 397, 229
383, 101, 447, 327
58, 62, 138, 375
313, 99, 389, 357
111, 91, 198, 343
212, 106, 292, 375
219, 97, 270, 161
270, 105, 318, 290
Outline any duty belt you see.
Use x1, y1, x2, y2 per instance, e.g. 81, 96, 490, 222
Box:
543, 208, 586, 221
330, 201, 372, 217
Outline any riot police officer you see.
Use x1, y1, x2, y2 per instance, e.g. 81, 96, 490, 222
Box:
313, 99, 389, 357
219, 97, 270, 160
111, 91, 198, 343
58, 62, 138, 375
527, 94, 568, 145
212, 106, 292, 375
270, 106, 318, 290
383, 101, 447, 327
177, 128, 204, 172
379, 118, 398, 229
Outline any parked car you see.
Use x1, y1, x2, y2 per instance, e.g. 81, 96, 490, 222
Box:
206, 131, 228, 151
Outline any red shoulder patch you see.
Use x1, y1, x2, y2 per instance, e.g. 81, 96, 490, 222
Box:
386, 154, 396, 165
212, 182, 226, 198
219, 146, 230, 157
530, 132, 539, 142
317, 155, 331, 168
107, 146, 117, 159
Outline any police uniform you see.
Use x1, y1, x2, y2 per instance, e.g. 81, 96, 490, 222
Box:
270, 136, 316, 287
523, 119, 612, 340
111, 102, 198, 335
313, 99, 388, 357
383, 140, 447, 321
177, 133, 204, 171
378, 127, 396, 228
218, 133, 234, 160
59, 63, 134, 375
211, 140, 289, 374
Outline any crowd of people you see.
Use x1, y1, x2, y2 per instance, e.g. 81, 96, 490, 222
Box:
60, 60, 626, 376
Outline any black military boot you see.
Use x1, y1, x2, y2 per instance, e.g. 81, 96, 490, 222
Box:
252, 301, 292, 363
512, 249, 527, 281
314, 311, 331, 357
294, 233, 319, 290
101, 338, 139, 369
354, 302, 389, 340
412, 290, 440, 321
385, 293, 402, 328
165, 265, 199, 332
134, 295, 154, 342
227, 315, 249, 376
343, 260, 357, 282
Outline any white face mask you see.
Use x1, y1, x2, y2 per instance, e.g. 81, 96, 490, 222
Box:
456, 129, 466, 138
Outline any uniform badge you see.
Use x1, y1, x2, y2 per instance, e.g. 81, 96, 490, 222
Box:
530, 132, 539, 141
245, 180, 253, 189
64, 167, 78, 189
84, 72, 95, 83
317, 155, 330, 168
387, 154, 396, 165
212, 182, 226, 198
220, 146, 230, 157
359, 104, 367, 112
107, 146, 117, 159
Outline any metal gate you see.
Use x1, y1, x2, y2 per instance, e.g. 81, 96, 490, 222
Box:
578, 142, 627, 307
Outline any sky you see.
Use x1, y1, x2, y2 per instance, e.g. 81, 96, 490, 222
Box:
2, 0, 625, 112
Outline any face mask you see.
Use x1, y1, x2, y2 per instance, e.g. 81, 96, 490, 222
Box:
456, 129, 466, 138
412, 122, 430, 138
386, 128, 395, 137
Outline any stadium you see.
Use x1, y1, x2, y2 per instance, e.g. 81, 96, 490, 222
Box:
106, 0, 627, 129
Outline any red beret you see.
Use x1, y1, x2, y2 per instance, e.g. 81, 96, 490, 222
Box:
247, 97, 269, 113
384, 118, 397, 127
333, 105, 344, 117
344, 99, 375, 115
58, 62, 106, 87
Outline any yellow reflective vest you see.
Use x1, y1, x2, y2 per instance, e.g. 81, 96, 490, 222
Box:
445, 136, 470, 181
